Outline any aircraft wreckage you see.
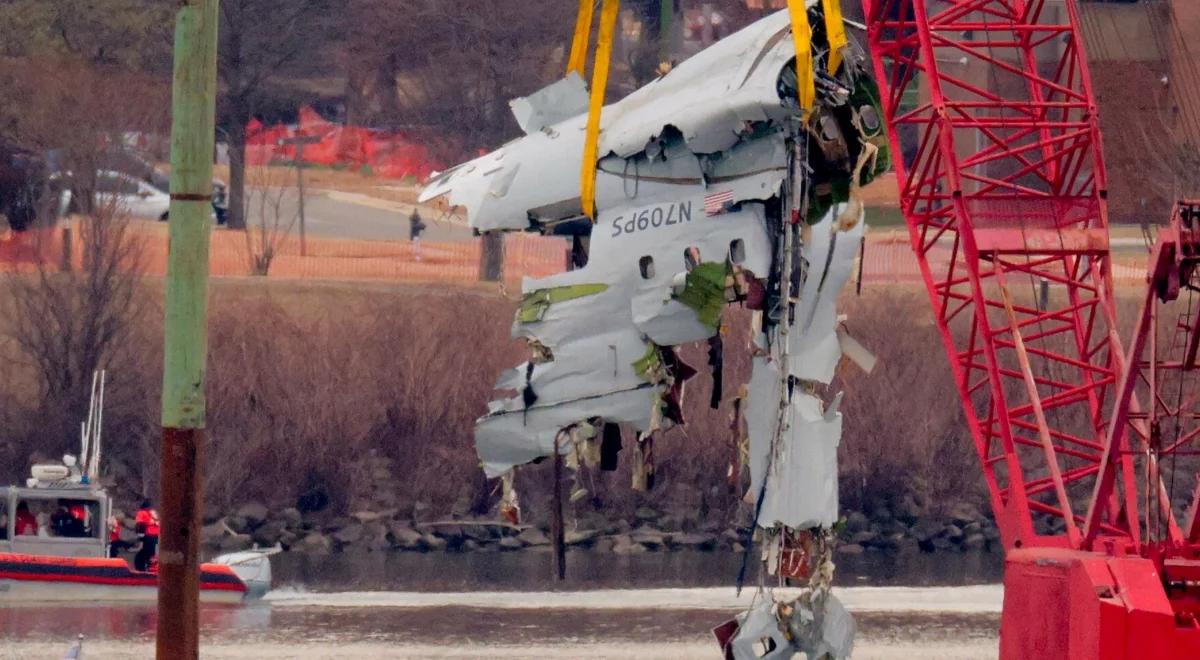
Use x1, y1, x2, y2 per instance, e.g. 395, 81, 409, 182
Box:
422, 6, 885, 659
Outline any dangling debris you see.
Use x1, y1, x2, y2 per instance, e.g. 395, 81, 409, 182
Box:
422, 6, 879, 657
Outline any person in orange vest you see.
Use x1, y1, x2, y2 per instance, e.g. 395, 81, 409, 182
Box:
133, 500, 160, 572
14, 501, 37, 536
108, 515, 131, 558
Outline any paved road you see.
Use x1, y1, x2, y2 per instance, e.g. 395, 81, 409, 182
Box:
254, 187, 474, 243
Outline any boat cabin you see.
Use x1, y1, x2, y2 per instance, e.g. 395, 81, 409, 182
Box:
0, 484, 110, 559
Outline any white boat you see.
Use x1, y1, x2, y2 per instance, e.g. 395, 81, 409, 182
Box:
0, 371, 271, 604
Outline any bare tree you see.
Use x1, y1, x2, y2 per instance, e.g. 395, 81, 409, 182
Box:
220, 0, 334, 231
3, 201, 150, 452
0, 57, 169, 224
243, 165, 300, 276
343, 0, 576, 159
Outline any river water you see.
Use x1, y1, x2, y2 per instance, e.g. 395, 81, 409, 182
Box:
1, 549, 1004, 659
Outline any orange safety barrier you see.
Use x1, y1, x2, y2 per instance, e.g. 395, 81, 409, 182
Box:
0, 224, 1148, 288
245, 107, 445, 182
0, 223, 567, 288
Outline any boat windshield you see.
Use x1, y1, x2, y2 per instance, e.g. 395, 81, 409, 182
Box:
14, 496, 101, 540
0, 497, 8, 541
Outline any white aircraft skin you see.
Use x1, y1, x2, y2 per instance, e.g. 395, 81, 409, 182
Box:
422, 8, 883, 658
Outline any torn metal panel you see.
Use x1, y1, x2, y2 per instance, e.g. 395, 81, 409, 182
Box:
425, 5, 882, 656
788, 208, 865, 384
729, 600, 793, 660
510, 72, 589, 135
744, 357, 841, 530
476, 387, 653, 478
420, 10, 812, 233
760, 389, 841, 530
726, 592, 855, 660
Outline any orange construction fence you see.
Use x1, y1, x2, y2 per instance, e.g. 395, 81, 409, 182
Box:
0, 224, 568, 288
245, 107, 445, 181
0, 224, 1148, 288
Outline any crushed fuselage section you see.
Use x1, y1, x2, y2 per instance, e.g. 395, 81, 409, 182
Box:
421, 8, 886, 660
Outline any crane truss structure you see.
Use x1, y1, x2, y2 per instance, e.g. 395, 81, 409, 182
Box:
861, 0, 1124, 551
859, 0, 1200, 656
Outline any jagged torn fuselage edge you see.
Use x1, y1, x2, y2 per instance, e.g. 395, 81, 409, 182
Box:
421, 8, 882, 659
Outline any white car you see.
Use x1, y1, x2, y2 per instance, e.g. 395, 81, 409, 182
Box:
94, 170, 171, 220
54, 170, 172, 220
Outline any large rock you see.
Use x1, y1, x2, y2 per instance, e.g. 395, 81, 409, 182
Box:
225, 515, 250, 535
565, 529, 599, 546
236, 502, 270, 528
351, 511, 386, 525
950, 503, 982, 526
631, 527, 667, 549
592, 536, 617, 553
498, 537, 524, 550
875, 533, 905, 550
365, 524, 393, 552
252, 520, 288, 547
963, 533, 987, 550
634, 507, 662, 522
942, 524, 964, 542
278, 507, 303, 527
219, 534, 253, 552
517, 528, 551, 546
910, 519, 943, 543
672, 533, 717, 550
422, 533, 447, 551
849, 531, 877, 546
611, 534, 647, 554
201, 520, 229, 546
277, 531, 299, 550
893, 495, 924, 524
334, 523, 365, 545
297, 533, 332, 555
462, 524, 495, 542
432, 525, 464, 544
656, 515, 685, 532
389, 523, 425, 550
845, 511, 870, 533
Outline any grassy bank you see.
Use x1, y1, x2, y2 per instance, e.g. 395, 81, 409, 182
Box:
0, 276, 985, 529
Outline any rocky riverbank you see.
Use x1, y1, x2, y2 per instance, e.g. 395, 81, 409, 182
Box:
195, 498, 1006, 558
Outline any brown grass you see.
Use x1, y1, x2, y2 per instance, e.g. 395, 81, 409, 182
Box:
0, 276, 1161, 527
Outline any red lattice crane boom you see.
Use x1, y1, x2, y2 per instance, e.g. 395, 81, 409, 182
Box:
859, 0, 1200, 656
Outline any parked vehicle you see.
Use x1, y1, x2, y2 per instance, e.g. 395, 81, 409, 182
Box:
53, 170, 171, 221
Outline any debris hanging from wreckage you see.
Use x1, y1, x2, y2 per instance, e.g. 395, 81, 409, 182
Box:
421, 5, 882, 659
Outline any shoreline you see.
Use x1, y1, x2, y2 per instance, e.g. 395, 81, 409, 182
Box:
194, 500, 1008, 560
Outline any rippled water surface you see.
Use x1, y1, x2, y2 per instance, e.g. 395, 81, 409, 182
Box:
0, 550, 1003, 659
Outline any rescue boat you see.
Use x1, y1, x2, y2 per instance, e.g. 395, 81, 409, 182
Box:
0, 372, 272, 604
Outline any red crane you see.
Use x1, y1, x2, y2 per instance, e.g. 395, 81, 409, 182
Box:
860, 0, 1200, 656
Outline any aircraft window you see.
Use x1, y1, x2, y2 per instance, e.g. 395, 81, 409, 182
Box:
639, 256, 655, 280
729, 239, 745, 264
684, 247, 701, 271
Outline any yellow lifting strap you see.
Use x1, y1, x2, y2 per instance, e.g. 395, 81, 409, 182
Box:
787, 0, 816, 121
580, 0, 620, 221
822, 0, 849, 74
567, 0, 596, 77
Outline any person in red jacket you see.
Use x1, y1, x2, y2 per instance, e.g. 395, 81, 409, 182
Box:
14, 501, 37, 536
133, 500, 160, 571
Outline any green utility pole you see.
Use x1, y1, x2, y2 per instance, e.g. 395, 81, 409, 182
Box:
158, 1, 219, 659
659, 0, 674, 63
